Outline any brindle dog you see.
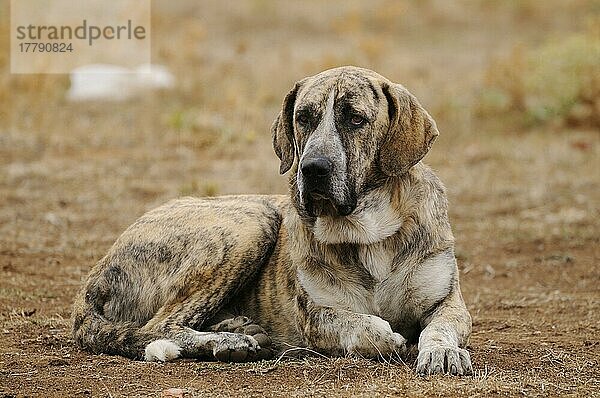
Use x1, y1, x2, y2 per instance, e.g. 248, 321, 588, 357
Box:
72, 66, 473, 376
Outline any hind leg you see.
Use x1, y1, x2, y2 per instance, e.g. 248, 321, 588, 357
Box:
144, 325, 262, 362
139, 293, 275, 363
142, 306, 274, 363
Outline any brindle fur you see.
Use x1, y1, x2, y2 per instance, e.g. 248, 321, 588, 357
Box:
72, 66, 473, 375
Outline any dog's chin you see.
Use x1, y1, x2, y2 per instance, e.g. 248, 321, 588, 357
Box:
303, 194, 355, 218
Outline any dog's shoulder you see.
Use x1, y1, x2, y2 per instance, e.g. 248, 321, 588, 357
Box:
392, 163, 453, 250
394, 163, 448, 211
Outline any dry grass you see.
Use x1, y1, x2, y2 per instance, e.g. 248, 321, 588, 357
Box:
1, 1, 599, 397
478, 18, 600, 128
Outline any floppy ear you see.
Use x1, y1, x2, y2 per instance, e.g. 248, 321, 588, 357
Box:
272, 81, 302, 174
379, 83, 439, 176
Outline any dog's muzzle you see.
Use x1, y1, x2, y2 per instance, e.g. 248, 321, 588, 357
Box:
300, 157, 355, 218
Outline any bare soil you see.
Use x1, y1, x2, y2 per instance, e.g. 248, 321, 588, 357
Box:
1, 1, 598, 397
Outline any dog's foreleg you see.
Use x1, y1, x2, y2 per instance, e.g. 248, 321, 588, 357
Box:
416, 281, 473, 375
295, 290, 407, 359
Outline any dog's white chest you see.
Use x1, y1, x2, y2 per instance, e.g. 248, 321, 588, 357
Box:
297, 267, 374, 313
297, 243, 396, 315
358, 243, 394, 282
297, 243, 455, 321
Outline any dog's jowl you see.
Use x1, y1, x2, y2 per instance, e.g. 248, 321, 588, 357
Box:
72, 66, 473, 375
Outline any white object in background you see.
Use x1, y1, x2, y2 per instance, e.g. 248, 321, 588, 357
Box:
67, 63, 175, 101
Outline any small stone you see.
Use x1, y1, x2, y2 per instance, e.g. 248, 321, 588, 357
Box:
161, 388, 188, 398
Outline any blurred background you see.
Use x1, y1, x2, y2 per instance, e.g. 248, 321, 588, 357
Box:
0, 1, 598, 396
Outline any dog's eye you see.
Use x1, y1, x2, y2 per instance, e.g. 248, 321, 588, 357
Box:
296, 114, 309, 126
349, 114, 365, 127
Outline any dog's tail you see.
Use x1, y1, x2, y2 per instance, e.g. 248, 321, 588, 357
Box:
72, 306, 158, 360
71, 270, 160, 361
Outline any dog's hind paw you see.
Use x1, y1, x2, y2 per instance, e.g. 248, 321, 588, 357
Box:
212, 333, 260, 362
208, 316, 274, 360
234, 323, 273, 349
144, 339, 182, 362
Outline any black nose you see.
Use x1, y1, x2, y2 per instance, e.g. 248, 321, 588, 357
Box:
301, 157, 332, 178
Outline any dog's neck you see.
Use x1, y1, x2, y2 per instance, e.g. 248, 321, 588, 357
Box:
285, 164, 445, 248
305, 167, 425, 246
311, 185, 402, 245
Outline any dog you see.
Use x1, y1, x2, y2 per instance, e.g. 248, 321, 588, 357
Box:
72, 66, 473, 375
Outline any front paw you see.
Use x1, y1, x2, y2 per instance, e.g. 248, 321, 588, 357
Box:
416, 345, 472, 376
343, 315, 407, 359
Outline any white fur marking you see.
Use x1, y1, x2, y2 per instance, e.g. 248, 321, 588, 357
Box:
144, 339, 181, 362
297, 269, 373, 313
410, 252, 454, 309
359, 243, 394, 281
298, 89, 348, 206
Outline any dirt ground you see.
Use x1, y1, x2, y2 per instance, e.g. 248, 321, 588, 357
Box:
1, 1, 599, 397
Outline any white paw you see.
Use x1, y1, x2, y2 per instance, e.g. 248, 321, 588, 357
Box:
343, 315, 407, 358
144, 339, 181, 362
417, 345, 472, 376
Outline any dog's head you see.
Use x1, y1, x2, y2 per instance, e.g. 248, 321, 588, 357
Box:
272, 66, 439, 221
